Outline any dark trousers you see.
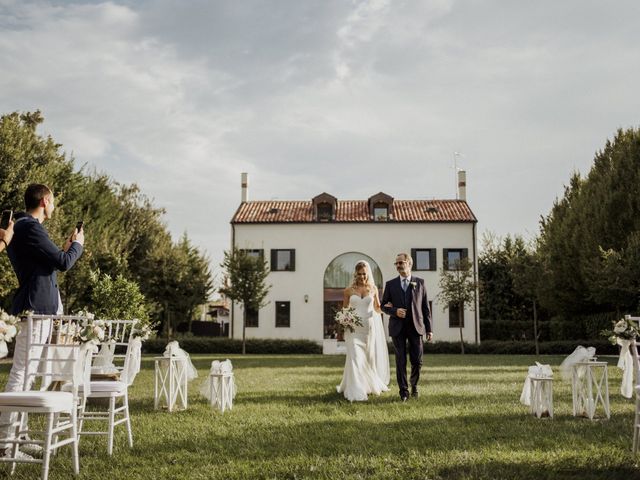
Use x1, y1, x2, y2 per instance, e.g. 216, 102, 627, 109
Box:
391, 326, 423, 396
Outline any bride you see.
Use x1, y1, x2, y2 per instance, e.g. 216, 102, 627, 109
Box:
336, 260, 390, 401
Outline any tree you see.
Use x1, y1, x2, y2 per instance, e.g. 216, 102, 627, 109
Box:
0, 111, 213, 326
219, 248, 271, 354
538, 128, 640, 318
437, 258, 477, 354
479, 233, 531, 323
511, 242, 544, 355
88, 271, 150, 324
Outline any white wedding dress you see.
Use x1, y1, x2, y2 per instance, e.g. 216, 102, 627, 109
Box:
336, 294, 390, 401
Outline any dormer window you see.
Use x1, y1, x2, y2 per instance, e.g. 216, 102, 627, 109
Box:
317, 203, 333, 221
368, 192, 394, 221
312, 193, 337, 222
373, 202, 389, 221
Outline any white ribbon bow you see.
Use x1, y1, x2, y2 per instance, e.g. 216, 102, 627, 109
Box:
617, 338, 634, 399
163, 341, 198, 380
559, 346, 596, 382
520, 362, 553, 406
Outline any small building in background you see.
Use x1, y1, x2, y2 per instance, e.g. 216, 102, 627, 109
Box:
229, 172, 479, 345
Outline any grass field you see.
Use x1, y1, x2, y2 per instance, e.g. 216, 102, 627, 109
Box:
1, 354, 639, 480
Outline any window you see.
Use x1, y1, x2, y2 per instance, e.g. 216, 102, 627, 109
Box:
275, 301, 290, 328
373, 202, 389, 221
271, 249, 295, 271
411, 248, 436, 271
317, 203, 333, 221
245, 306, 259, 327
241, 249, 264, 260
443, 248, 468, 270
449, 301, 464, 328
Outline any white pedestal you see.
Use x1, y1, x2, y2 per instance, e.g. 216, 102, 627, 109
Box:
209, 372, 235, 413
529, 376, 553, 418
154, 356, 188, 412
572, 360, 610, 420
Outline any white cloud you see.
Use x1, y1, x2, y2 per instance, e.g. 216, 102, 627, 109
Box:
1, 0, 639, 278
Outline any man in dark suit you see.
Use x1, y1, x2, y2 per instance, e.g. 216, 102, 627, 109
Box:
381, 252, 432, 401
0, 184, 84, 456
7, 184, 84, 315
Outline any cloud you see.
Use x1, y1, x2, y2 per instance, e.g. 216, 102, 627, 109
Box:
1, 0, 639, 278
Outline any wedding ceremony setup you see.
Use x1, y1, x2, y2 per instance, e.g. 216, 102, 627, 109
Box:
1, 1, 640, 478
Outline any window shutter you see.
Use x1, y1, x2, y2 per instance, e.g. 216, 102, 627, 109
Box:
429, 249, 437, 271
270, 249, 277, 269
411, 248, 417, 267
289, 250, 296, 271
462, 248, 469, 259
443, 249, 450, 270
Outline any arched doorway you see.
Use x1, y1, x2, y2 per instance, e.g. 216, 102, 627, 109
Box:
323, 252, 383, 339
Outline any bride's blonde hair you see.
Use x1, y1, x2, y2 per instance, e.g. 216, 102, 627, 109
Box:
350, 260, 377, 295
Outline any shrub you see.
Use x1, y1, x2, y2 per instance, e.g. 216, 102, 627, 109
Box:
421, 339, 618, 355
142, 337, 322, 354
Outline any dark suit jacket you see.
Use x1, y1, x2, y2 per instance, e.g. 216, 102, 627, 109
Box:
7, 213, 83, 315
381, 276, 431, 337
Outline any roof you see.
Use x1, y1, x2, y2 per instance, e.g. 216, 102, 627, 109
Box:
231, 199, 477, 223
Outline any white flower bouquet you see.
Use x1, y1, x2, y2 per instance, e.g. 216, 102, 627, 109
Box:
79, 318, 106, 344
0, 309, 19, 344
334, 306, 363, 333
132, 322, 154, 341
602, 317, 640, 345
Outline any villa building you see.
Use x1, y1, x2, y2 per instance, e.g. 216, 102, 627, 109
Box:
229, 172, 479, 345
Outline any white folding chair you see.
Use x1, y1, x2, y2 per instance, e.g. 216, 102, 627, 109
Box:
73, 319, 140, 455
0, 314, 94, 480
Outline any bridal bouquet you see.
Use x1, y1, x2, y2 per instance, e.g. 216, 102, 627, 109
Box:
602, 317, 640, 345
334, 306, 363, 333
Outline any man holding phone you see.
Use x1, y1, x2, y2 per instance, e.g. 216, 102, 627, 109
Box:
0, 184, 84, 457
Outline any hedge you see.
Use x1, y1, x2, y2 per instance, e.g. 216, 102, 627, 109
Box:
142, 338, 322, 355
1, 337, 619, 357
422, 339, 619, 355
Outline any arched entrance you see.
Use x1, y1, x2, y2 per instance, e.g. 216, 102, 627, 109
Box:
323, 252, 383, 339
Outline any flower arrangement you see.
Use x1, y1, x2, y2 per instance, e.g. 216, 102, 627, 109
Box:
334, 306, 363, 333
79, 318, 107, 344
602, 317, 640, 345
0, 309, 19, 344
132, 321, 155, 341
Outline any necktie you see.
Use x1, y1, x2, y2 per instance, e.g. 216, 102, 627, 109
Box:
402, 278, 408, 292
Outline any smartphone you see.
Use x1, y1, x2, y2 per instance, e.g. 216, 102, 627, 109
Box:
0, 210, 13, 230
76, 221, 84, 232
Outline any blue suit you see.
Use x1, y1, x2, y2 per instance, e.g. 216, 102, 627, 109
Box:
7, 213, 83, 315
381, 276, 431, 397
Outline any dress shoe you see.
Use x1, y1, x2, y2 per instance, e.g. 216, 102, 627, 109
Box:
411, 388, 419, 399
400, 394, 409, 402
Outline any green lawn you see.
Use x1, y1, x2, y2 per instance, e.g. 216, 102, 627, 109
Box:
1, 354, 639, 480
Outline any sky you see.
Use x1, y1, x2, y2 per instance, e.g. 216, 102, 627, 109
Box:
1, 0, 639, 281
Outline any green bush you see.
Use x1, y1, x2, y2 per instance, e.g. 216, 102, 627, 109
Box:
88, 271, 150, 323
142, 337, 322, 354
422, 339, 618, 355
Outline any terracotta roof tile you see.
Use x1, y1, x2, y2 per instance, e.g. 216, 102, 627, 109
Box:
232, 199, 476, 223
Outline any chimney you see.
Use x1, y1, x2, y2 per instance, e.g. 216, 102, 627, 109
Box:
457, 170, 466, 201
241, 172, 249, 203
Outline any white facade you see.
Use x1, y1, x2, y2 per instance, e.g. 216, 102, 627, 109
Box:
230, 220, 479, 344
